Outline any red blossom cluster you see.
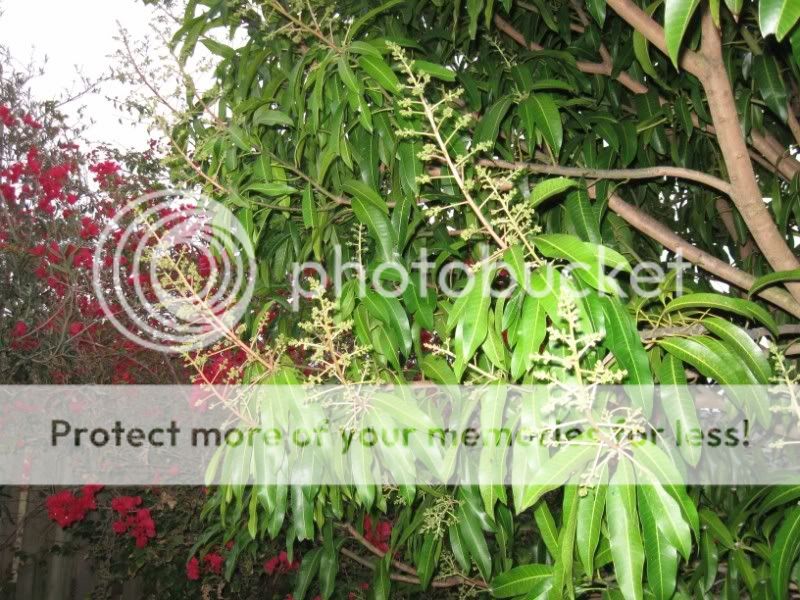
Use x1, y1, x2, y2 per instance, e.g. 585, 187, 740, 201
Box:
45, 485, 103, 528
110, 495, 157, 547
186, 550, 225, 581
363, 515, 392, 553
263, 550, 300, 575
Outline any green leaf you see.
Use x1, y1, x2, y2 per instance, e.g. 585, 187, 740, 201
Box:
413, 60, 456, 81
565, 188, 601, 243
201, 38, 235, 59
664, 0, 702, 67
587, 0, 607, 26
421, 356, 459, 384
511, 294, 547, 379
533, 234, 631, 272
529, 177, 578, 208
490, 564, 553, 598
517, 440, 597, 512
637, 480, 691, 560
724, 0, 744, 19
749, 268, 800, 297
475, 96, 513, 149
351, 198, 397, 262
358, 55, 401, 94
293, 547, 322, 600
534, 503, 560, 558
337, 56, 362, 93
253, 107, 294, 127
631, 442, 700, 537
602, 297, 653, 414
702, 317, 772, 383
576, 465, 607, 575
456, 489, 492, 580
520, 94, 563, 156
699, 508, 735, 549
455, 269, 493, 363
363, 292, 411, 355
343, 179, 389, 213
416, 534, 441, 589
663, 293, 778, 336
759, 0, 800, 40
246, 182, 298, 196
753, 54, 789, 122
657, 355, 702, 466
638, 486, 678, 600
658, 336, 752, 384
607, 459, 644, 600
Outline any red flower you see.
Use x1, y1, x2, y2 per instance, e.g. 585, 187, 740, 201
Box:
11, 321, 28, 338
264, 551, 299, 575
363, 515, 392, 553
186, 557, 200, 581
203, 552, 224, 574
111, 495, 142, 513
68, 322, 83, 336
45, 486, 100, 528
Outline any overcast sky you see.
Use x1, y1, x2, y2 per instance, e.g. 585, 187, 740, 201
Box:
0, 0, 158, 149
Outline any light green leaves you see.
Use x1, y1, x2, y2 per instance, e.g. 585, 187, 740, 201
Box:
412, 60, 456, 81
663, 293, 778, 336
529, 177, 578, 208
510, 294, 546, 379
253, 107, 294, 127
759, 0, 800, 40
607, 460, 644, 600
358, 55, 401, 94
490, 564, 553, 597
702, 317, 772, 383
519, 93, 563, 157
602, 297, 653, 414
748, 268, 800, 297
664, 0, 702, 67
455, 268, 494, 364
658, 355, 702, 466
344, 180, 396, 262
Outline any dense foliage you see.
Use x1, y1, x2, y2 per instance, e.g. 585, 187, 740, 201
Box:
5, 0, 800, 598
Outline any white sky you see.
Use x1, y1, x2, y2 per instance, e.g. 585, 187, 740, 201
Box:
0, 0, 158, 149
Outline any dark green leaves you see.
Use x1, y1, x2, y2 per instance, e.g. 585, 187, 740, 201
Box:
770, 507, 800, 599
753, 54, 789, 122
519, 94, 563, 157
475, 96, 513, 149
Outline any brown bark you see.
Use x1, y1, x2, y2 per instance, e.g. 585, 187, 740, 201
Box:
697, 11, 800, 299
607, 194, 800, 318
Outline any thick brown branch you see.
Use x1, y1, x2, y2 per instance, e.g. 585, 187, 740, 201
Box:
640, 323, 800, 341
481, 159, 734, 195
697, 10, 800, 301
607, 194, 800, 319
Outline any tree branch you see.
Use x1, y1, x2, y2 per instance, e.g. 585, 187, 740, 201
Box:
640, 323, 800, 341
697, 9, 800, 301
481, 159, 734, 195
607, 193, 800, 319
